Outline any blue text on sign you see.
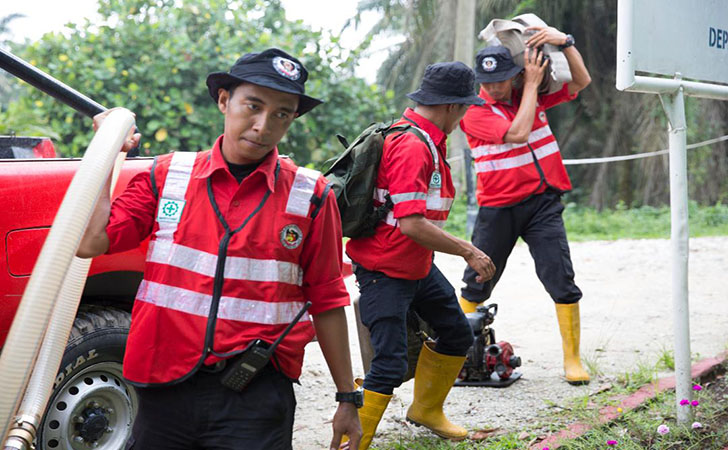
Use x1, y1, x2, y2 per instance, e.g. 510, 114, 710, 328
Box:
709, 27, 728, 49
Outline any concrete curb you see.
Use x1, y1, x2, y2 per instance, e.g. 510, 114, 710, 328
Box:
529, 351, 728, 450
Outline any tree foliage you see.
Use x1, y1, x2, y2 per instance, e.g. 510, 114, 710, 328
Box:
4, 0, 396, 167
354, 0, 728, 208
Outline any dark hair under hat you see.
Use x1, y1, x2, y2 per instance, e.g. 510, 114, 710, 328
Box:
406, 61, 485, 106
475, 45, 522, 83
206, 48, 323, 116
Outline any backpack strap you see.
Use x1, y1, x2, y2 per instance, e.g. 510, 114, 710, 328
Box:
385, 120, 439, 168
309, 181, 333, 220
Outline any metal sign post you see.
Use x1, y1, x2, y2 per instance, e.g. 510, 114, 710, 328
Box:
660, 86, 692, 424
617, 0, 728, 425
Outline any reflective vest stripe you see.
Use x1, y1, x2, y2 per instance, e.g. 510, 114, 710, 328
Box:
470, 125, 554, 158
374, 188, 453, 212
154, 152, 197, 244
490, 104, 508, 120
409, 126, 440, 166
383, 211, 447, 229
136, 280, 311, 325
286, 167, 320, 216
425, 189, 453, 211
147, 240, 303, 285
390, 192, 427, 203
474, 141, 560, 174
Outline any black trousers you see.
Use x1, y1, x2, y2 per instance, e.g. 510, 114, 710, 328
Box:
125, 365, 296, 450
356, 264, 474, 395
462, 192, 582, 304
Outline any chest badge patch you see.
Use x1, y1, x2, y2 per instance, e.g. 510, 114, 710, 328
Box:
429, 171, 442, 189
280, 224, 303, 249
538, 110, 547, 122
157, 198, 186, 223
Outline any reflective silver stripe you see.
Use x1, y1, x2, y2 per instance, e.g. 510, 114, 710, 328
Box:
391, 192, 427, 203
376, 187, 451, 212
382, 211, 448, 229
470, 125, 554, 158
153, 152, 197, 245
384, 211, 398, 227
136, 280, 311, 325
426, 189, 454, 211
490, 105, 508, 120
373, 188, 388, 203
147, 240, 303, 285
530, 124, 553, 142
286, 167, 320, 217
474, 141, 560, 173
409, 126, 439, 166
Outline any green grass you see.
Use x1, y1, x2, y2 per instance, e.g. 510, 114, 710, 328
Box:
443, 196, 728, 241
374, 359, 728, 450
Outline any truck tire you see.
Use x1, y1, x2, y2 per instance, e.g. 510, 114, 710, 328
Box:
37, 306, 137, 450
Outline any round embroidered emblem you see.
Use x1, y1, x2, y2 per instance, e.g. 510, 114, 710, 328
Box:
538, 111, 547, 122
161, 201, 179, 217
280, 224, 303, 249
482, 56, 497, 72
272, 56, 301, 81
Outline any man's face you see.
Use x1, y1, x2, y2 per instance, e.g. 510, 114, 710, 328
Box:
443, 103, 470, 134
481, 78, 513, 102
217, 82, 299, 164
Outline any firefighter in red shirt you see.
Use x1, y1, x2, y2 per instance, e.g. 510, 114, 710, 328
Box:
458, 27, 592, 385
345, 62, 496, 448
78, 48, 362, 450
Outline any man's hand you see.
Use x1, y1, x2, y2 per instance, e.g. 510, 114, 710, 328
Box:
522, 46, 548, 88
525, 26, 568, 48
330, 402, 361, 450
93, 107, 141, 152
463, 245, 496, 283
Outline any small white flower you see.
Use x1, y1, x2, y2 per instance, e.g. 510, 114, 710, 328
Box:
692, 421, 703, 429
657, 424, 670, 435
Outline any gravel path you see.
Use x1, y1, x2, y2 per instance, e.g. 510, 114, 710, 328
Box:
292, 236, 728, 449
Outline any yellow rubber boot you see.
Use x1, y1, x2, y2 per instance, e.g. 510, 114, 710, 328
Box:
342, 378, 392, 450
406, 342, 468, 440
555, 303, 590, 385
458, 296, 482, 314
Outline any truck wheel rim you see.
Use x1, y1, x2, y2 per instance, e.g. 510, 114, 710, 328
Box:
41, 361, 136, 450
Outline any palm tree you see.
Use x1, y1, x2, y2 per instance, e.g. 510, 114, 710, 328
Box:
350, 0, 728, 208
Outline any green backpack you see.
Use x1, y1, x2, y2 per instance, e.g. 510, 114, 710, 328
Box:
324, 121, 433, 238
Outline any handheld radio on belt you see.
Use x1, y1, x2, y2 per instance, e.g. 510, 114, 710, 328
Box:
220, 301, 311, 392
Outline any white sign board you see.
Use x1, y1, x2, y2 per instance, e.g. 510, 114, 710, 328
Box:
631, 0, 728, 85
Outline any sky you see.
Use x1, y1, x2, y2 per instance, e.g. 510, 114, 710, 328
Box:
0, 0, 399, 82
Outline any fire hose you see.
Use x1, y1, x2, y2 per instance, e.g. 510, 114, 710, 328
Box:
0, 109, 135, 448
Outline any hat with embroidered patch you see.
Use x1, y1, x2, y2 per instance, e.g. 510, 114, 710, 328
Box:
406, 61, 484, 106
475, 45, 522, 83
206, 48, 323, 116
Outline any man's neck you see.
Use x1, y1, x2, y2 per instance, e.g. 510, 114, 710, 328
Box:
412, 106, 447, 134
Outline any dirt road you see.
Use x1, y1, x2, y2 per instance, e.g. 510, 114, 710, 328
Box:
292, 236, 728, 449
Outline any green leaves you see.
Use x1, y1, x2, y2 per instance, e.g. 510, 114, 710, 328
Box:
6, 0, 396, 163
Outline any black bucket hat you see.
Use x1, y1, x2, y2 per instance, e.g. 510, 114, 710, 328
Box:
206, 48, 323, 116
406, 61, 484, 106
475, 45, 523, 83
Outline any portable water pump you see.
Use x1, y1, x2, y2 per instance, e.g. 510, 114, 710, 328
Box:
455, 303, 522, 387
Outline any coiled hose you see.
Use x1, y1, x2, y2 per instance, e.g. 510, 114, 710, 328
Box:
0, 109, 135, 446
